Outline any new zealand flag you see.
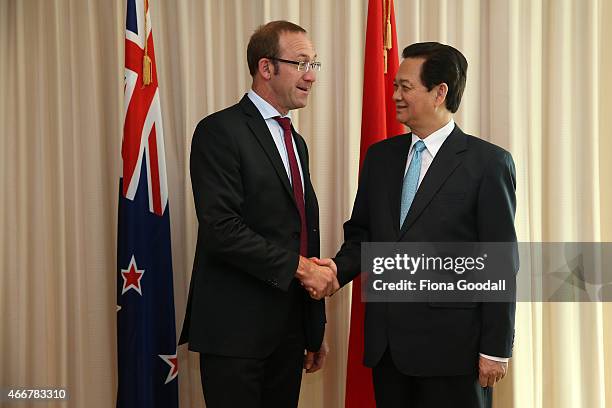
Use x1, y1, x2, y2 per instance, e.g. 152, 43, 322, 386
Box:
116, 0, 178, 406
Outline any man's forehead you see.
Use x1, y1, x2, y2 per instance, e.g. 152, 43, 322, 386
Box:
400, 57, 425, 71
279, 32, 316, 57
395, 58, 424, 81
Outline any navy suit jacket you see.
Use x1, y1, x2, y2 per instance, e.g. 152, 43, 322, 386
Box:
334, 125, 517, 376
180, 95, 325, 358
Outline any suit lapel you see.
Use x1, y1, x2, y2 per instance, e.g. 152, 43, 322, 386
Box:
293, 128, 310, 192
398, 125, 467, 239
388, 135, 413, 238
293, 131, 316, 219
240, 96, 294, 200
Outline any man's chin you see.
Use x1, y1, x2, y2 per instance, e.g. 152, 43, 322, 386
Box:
293, 99, 308, 109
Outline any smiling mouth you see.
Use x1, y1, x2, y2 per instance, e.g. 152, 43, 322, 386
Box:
297, 86, 310, 92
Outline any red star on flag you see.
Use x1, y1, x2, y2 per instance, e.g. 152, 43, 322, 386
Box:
121, 255, 145, 295
159, 353, 178, 384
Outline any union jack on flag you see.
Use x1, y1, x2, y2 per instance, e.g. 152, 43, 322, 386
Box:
116, 0, 178, 407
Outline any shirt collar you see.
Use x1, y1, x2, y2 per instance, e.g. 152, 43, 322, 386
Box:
247, 89, 292, 121
411, 119, 455, 158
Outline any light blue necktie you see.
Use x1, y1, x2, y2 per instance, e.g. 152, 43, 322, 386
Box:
400, 140, 426, 227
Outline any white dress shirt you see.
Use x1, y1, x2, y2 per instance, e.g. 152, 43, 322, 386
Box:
404, 119, 455, 181
247, 89, 304, 193
405, 119, 508, 364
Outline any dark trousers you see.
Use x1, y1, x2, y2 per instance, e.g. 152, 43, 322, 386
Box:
199, 288, 306, 408
373, 349, 492, 408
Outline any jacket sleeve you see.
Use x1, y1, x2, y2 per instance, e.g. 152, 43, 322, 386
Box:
333, 148, 374, 287
477, 150, 518, 358
190, 118, 298, 291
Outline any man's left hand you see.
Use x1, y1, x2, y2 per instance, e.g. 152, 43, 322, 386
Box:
478, 356, 508, 388
304, 341, 329, 373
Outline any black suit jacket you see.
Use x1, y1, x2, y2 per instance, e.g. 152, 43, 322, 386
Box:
179, 95, 326, 358
334, 125, 517, 376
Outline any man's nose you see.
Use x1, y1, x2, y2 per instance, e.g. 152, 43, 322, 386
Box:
303, 69, 316, 82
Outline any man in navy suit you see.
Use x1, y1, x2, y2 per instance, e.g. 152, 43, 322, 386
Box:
315, 42, 517, 407
180, 21, 338, 407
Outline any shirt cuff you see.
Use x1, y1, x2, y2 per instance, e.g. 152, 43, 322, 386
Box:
479, 353, 509, 363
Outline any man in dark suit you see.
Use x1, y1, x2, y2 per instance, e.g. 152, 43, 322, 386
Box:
179, 21, 338, 407
315, 42, 517, 407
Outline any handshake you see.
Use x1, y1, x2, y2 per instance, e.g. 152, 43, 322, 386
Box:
295, 256, 339, 300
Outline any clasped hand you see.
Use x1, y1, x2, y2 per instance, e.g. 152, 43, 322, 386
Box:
295, 256, 339, 300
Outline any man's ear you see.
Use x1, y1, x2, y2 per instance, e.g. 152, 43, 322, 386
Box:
258, 58, 272, 80
434, 83, 448, 108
